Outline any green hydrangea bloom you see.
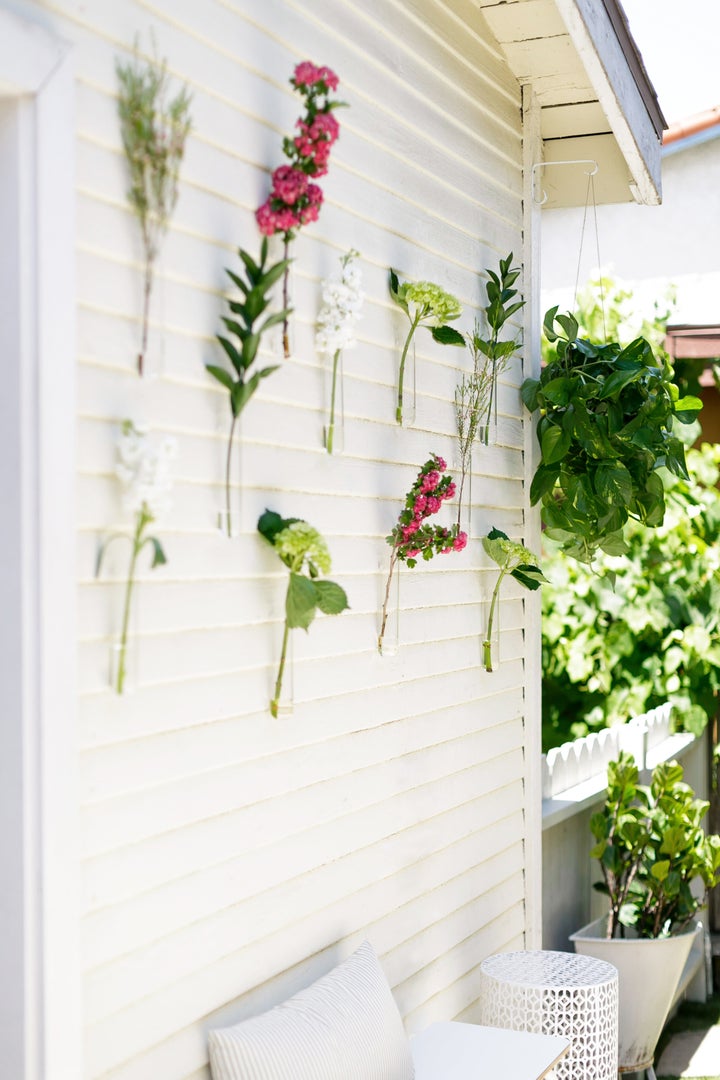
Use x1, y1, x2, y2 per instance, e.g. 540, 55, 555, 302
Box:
399, 281, 462, 325
274, 521, 332, 574
493, 537, 538, 568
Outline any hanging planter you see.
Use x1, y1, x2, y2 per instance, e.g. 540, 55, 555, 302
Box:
521, 308, 703, 564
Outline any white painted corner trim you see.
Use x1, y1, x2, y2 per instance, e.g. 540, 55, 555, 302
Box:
0, 9, 81, 1080
553, 0, 662, 205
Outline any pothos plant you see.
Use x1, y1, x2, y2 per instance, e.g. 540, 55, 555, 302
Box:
207, 239, 291, 537
481, 528, 545, 672
258, 510, 349, 717
591, 752, 720, 939
521, 308, 703, 564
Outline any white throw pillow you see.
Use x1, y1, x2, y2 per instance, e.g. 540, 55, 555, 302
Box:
208, 940, 415, 1079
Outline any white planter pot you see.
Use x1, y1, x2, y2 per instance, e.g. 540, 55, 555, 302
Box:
570, 916, 699, 1074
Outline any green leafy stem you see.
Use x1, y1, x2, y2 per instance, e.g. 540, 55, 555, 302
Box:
258, 509, 349, 717
481, 527, 545, 672
389, 270, 464, 425
96, 506, 167, 694
207, 239, 291, 537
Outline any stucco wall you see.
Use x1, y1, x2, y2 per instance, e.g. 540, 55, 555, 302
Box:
13, 0, 540, 1076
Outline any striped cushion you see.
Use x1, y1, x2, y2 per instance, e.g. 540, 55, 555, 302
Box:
208, 940, 415, 1079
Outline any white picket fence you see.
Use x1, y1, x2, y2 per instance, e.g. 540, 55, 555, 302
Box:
541, 702, 687, 808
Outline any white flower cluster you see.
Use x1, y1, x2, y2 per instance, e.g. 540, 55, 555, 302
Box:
115, 419, 177, 520
316, 249, 364, 356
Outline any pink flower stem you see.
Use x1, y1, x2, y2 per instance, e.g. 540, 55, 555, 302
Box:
378, 547, 399, 654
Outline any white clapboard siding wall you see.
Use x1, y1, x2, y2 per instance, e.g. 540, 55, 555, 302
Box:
50, 0, 531, 1074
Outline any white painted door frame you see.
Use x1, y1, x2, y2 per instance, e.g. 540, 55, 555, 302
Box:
521, 83, 544, 950
0, 11, 81, 1079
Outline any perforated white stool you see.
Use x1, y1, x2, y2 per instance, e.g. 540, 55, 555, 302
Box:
479, 950, 619, 1080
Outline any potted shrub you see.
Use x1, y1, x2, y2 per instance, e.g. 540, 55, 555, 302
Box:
571, 751, 720, 1074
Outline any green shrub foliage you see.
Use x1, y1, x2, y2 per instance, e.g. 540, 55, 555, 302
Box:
591, 752, 720, 938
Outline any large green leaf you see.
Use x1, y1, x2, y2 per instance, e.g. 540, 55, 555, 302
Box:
530, 463, 561, 505
541, 425, 571, 465
430, 325, 465, 346
511, 564, 547, 591
595, 462, 633, 506
205, 364, 235, 392
286, 572, 318, 630
314, 579, 350, 615
257, 509, 300, 546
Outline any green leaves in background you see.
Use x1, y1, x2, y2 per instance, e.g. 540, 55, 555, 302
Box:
591, 752, 720, 938
541, 443, 720, 752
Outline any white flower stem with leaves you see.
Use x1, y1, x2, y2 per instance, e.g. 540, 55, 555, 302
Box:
326, 349, 342, 454
316, 250, 363, 454
97, 420, 175, 693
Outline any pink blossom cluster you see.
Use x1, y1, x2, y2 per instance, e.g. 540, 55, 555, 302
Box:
387, 453, 468, 568
256, 60, 342, 240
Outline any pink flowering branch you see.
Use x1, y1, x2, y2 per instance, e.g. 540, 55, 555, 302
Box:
256, 61, 345, 357
378, 454, 468, 654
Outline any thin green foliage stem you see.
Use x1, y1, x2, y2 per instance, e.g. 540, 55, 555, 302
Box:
207, 239, 291, 537
116, 38, 192, 375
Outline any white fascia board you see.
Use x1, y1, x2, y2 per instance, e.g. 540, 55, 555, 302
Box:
0, 9, 69, 93
553, 0, 662, 205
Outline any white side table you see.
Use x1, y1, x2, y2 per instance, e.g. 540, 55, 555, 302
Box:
479, 950, 619, 1080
